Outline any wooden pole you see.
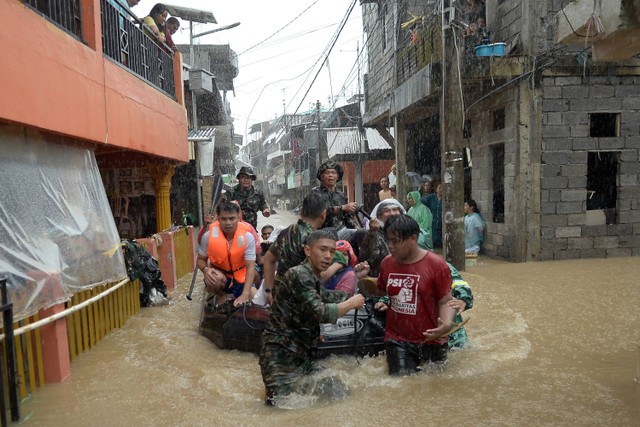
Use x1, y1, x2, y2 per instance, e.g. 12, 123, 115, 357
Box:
441, 1, 465, 271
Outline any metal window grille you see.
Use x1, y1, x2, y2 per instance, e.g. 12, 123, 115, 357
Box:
24, 0, 83, 39
100, 0, 175, 98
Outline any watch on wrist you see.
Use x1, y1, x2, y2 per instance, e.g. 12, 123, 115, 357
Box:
264, 288, 272, 293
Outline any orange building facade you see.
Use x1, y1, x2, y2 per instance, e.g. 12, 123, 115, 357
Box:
0, 0, 194, 395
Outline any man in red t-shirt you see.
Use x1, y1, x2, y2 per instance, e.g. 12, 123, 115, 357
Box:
373, 214, 455, 376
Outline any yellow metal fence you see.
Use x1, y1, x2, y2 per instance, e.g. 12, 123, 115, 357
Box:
2, 279, 140, 401
173, 227, 193, 279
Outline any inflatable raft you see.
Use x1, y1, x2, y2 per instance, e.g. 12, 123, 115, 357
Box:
199, 297, 387, 358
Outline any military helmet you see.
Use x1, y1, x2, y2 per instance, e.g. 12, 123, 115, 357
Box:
316, 160, 344, 181
236, 166, 257, 180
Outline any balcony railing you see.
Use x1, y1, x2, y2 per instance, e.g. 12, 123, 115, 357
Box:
396, 18, 442, 86
100, 0, 175, 98
24, 0, 82, 39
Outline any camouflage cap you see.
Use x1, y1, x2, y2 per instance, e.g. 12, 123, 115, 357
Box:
236, 166, 257, 180
316, 160, 344, 181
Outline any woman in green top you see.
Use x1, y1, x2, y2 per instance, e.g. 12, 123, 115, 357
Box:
406, 190, 433, 250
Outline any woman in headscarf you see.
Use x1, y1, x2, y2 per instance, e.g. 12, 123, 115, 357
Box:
406, 190, 433, 250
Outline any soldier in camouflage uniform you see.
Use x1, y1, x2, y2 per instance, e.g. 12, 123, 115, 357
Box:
446, 262, 473, 349
222, 166, 270, 230
261, 192, 348, 305
259, 228, 365, 405
358, 199, 405, 277
311, 161, 359, 240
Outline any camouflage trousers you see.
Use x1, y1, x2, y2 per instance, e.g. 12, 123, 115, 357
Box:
259, 339, 349, 405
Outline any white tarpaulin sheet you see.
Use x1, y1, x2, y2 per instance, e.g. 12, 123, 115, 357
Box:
0, 130, 127, 321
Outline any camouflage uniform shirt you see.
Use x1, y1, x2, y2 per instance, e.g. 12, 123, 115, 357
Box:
268, 219, 348, 287
359, 229, 389, 277
448, 262, 473, 349
259, 259, 349, 401
268, 219, 313, 278
312, 184, 358, 230
222, 184, 267, 230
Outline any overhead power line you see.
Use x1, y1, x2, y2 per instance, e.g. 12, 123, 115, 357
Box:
291, 0, 358, 115
238, 0, 321, 56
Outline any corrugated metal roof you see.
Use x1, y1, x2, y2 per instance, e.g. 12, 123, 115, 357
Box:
325, 127, 392, 157
164, 5, 217, 24
188, 127, 216, 141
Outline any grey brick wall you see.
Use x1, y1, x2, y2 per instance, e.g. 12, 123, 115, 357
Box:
540, 75, 640, 260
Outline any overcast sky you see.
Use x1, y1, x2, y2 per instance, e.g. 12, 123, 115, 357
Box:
133, 0, 365, 139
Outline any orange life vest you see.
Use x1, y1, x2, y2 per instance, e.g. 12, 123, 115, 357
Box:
206, 221, 252, 283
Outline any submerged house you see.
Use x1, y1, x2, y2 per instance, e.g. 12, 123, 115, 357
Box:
360, 0, 640, 261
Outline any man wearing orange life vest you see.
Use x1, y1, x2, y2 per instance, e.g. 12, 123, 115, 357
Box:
196, 201, 257, 306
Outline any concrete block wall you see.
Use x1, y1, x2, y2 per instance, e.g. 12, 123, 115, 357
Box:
467, 86, 520, 260
540, 74, 640, 260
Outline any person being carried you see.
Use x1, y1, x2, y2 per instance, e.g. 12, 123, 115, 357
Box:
196, 201, 257, 306
312, 161, 359, 241
323, 239, 363, 296
259, 228, 365, 406
260, 225, 274, 242
370, 214, 455, 376
222, 166, 270, 231
260, 192, 348, 305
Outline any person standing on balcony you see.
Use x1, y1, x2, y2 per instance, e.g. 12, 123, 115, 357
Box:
163, 17, 180, 52
143, 3, 168, 44
222, 166, 270, 231
110, 0, 140, 14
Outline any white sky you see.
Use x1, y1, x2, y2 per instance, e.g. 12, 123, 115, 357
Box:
133, 0, 365, 140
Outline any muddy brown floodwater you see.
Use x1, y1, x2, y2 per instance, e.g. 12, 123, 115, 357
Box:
21, 211, 640, 426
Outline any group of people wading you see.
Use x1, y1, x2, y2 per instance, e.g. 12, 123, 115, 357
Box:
195, 161, 474, 406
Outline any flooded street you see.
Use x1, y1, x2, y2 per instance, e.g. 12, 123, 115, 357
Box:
22, 210, 640, 426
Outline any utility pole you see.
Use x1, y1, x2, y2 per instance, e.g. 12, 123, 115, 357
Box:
189, 20, 204, 228
441, 0, 465, 270
317, 100, 328, 163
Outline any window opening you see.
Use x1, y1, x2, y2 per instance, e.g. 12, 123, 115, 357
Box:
589, 113, 619, 137
493, 108, 505, 131
587, 151, 618, 224
381, 3, 388, 52
492, 144, 504, 223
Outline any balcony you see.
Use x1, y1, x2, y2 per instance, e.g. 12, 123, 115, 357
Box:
22, 0, 175, 98
396, 14, 442, 86
100, 0, 175, 97
2, 0, 188, 162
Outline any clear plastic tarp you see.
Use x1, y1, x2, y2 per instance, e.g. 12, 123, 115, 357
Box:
0, 130, 127, 321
